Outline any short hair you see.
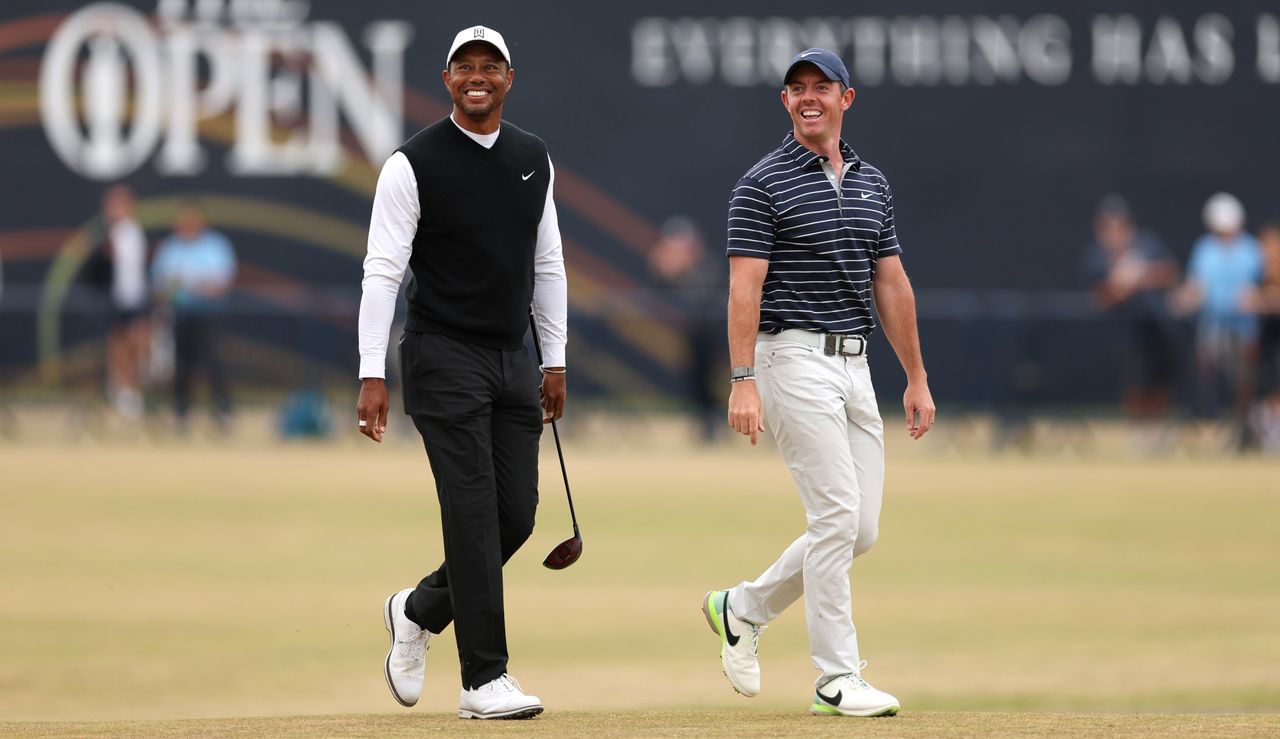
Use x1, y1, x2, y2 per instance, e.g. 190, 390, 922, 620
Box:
1095, 194, 1131, 220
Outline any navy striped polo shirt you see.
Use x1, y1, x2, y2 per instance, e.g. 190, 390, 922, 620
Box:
726, 132, 902, 336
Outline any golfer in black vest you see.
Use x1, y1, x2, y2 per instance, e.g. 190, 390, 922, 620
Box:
356, 25, 567, 720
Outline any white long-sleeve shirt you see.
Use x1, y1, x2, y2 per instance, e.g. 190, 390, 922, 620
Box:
358, 116, 568, 379
109, 218, 148, 309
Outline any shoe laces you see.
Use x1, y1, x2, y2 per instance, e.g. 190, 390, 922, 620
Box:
395, 632, 428, 663
745, 622, 767, 657
483, 674, 522, 695
848, 660, 871, 690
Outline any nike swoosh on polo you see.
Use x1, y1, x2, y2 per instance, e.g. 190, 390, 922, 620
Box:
719, 596, 741, 647
860, 191, 873, 199
522, 171, 535, 181
816, 687, 843, 706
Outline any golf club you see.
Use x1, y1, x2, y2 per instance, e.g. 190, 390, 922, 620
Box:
529, 311, 582, 570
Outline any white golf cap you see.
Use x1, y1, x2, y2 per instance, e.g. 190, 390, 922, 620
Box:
1203, 192, 1245, 233
445, 25, 511, 66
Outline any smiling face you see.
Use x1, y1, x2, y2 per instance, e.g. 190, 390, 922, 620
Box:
443, 42, 514, 133
781, 64, 854, 150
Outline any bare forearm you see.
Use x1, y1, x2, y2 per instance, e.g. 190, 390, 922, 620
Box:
1093, 283, 1124, 310
728, 284, 761, 367
726, 256, 768, 445
1262, 284, 1280, 313
875, 276, 926, 382
1142, 261, 1179, 290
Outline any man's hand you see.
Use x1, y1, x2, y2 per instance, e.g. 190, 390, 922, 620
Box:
540, 370, 566, 423
728, 380, 765, 446
356, 378, 389, 443
903, 379, 936, 440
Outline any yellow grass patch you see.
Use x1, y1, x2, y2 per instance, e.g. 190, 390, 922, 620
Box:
1, 418, 1277, 731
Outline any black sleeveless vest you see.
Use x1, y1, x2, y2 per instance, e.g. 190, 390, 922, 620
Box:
397, 117, 550, 350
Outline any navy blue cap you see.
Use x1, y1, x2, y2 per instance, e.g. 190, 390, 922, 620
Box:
784, 48, 850, 88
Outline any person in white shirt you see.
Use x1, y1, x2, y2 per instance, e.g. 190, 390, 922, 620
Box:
356, 25, 567, 720
102, 184, 150, 421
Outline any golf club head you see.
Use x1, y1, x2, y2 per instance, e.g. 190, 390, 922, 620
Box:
542, 535, 582, 570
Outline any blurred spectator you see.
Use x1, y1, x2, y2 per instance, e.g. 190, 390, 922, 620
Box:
1245, 222, 1280, 452
649, 216, 725, 442
102, 185, 150, 422
1083, 195, 1179, 448
1174, 192, 1263, 447
151, 200, 237, 432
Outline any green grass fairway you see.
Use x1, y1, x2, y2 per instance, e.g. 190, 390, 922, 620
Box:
1, 416, 1278, 734
4, 710, 1280, 738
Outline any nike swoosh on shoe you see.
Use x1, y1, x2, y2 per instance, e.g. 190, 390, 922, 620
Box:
720, 596, 740, 647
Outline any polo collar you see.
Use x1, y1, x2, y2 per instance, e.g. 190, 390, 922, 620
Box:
781, 132, 861, 171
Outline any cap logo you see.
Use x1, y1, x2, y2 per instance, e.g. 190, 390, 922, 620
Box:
473, 27, 484, 39
799, 50, 819, 57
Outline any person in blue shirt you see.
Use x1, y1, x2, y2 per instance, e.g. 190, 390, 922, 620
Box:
1175, 192, 1263, 445
151, 200, 237, 430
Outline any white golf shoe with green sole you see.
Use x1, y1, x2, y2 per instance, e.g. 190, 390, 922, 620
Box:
701, 590, 764, 697
809, 662, 900, 717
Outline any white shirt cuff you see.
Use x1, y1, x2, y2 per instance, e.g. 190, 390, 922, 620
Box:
359, 354, 389, 380
539, 342, 566, 369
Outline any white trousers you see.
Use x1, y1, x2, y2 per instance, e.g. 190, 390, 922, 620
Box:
729, 335, 885, 685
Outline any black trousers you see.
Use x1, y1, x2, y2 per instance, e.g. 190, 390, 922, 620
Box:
399, 331, 541, 689
173, 313, 231, 420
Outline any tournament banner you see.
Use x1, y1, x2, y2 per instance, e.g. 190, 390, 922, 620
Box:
1, 0, 1276, 405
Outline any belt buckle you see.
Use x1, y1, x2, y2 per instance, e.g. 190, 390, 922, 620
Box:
823, 333, 865, 357
836, 335, 864, 357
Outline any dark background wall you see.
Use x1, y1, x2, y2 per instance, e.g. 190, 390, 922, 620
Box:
2, 0, 1277, 409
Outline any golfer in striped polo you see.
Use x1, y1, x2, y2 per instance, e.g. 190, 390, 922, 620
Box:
702, 47, 935, 717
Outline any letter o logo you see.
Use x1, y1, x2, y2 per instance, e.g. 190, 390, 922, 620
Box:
39, 3, 165, 179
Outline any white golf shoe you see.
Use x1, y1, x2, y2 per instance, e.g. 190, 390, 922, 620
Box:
458, 673, 544, 719
702, 590, 765, 697
809, 662, 900, 717
383, 588, 430, 707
